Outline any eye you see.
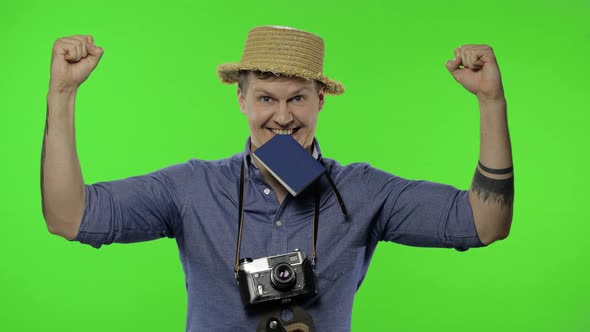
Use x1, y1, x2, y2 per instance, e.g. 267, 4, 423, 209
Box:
260, 96, 273, 103
291, 95, 304, 102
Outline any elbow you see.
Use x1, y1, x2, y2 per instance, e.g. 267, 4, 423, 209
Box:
42, 196, 85, 241
478, 219, 512, 246
44, 214, 81, 241
488, 228, 510, 245
47, 224, 78, 241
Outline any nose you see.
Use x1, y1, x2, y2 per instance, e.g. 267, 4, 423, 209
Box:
273, 101, 293, 126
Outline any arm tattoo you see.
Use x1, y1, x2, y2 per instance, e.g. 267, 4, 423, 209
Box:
478, 161, 513, 175
471, 167, 514, 208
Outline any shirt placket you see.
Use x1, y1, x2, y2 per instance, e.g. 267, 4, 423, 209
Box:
270, 194, 289, 255
249, 162, 290, 255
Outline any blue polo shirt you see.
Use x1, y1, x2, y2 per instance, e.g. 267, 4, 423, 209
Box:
74, 139, 484, 331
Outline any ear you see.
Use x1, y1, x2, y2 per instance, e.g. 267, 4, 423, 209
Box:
237, 88, 246, 115
317, 87, 326, 113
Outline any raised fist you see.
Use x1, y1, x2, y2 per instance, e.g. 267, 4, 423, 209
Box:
445, 45, 504, 102
49, 35, 104, 92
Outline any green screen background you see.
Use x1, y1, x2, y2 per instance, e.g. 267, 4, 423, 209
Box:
1, 0, 588, 331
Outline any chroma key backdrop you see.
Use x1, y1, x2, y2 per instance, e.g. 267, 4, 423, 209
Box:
1, 0, 588, 331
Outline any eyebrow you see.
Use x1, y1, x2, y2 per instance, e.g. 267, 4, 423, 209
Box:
291, 87, 311, 95
253, 89, 274, 96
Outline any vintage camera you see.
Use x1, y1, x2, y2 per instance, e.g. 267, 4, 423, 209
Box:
237, 249, 318, 306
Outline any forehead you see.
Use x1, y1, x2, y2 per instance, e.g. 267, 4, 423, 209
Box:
247, 73, 316, 92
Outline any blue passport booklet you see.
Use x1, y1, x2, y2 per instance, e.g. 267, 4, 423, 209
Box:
253, 135, 326, 196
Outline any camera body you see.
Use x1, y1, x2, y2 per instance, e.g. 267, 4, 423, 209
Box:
237, 249, 318, 306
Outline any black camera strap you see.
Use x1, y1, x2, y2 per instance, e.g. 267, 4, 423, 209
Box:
234, 157, 346, 277
234, 159, 247, 277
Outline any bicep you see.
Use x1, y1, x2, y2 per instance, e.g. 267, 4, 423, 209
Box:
372, 173, 484, 250
73, 171, 181, 248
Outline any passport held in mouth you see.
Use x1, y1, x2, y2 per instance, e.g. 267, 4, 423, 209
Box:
253, 135, 326, 196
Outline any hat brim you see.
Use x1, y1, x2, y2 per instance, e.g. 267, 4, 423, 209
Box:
217, 62, 344, 95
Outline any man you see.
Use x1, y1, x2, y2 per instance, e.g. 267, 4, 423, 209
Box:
42, 26, 514, 331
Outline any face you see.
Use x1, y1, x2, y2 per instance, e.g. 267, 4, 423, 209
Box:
238, 74, 325, 153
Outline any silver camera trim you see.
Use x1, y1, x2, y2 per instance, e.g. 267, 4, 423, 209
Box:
239, 250, 306, 274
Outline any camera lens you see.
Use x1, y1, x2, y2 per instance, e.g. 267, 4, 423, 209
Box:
270, 263, 296, 290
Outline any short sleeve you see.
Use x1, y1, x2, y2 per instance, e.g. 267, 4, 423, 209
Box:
72, 169, 181, 249
369, 168, 485, 251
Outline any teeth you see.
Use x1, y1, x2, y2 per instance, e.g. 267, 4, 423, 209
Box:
271, 129, 294, 135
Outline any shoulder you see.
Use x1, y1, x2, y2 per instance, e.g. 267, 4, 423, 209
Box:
323, 158, 368, 176
322, 157, 415, 199
322, 157, 400, 182
155, 153, 243, 184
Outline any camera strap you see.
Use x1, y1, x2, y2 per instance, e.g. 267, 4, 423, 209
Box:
234, 157, 347, 277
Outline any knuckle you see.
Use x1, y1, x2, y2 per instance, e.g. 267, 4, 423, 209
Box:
53, 40, 69, 51
54, 37, 67, 46
65, 36, 83, 46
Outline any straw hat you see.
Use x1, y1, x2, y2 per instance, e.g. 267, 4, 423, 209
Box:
217, 26, 344, 95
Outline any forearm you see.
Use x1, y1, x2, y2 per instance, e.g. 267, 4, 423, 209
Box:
469, 98, 514, 245
41, 88, 85, 240
477, 98, 512, 168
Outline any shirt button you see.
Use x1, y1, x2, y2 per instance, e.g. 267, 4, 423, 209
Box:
264, 188, 271, 195
275, 220, 282, 227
